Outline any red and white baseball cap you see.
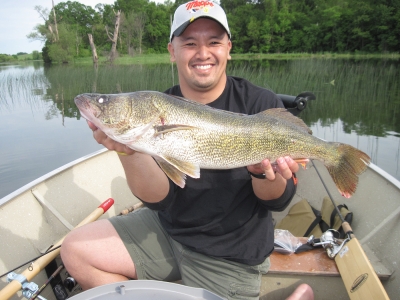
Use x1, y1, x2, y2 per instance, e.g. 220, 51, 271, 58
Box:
170, 1, 231, 41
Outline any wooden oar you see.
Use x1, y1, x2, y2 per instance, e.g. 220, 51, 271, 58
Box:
0, 198, 114, 300
334, 222, 389, 300
311, 161, 389, 299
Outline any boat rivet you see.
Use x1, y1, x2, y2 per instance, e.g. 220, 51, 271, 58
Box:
118, 284, 126, 295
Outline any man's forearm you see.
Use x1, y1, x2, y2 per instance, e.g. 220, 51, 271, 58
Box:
251, 174, 287, 201
119, 152, 170, 203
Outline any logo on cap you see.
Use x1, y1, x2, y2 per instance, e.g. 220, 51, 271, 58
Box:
186, 1, 214, 13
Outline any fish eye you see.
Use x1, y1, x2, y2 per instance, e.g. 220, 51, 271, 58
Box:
97, 95, 108, 104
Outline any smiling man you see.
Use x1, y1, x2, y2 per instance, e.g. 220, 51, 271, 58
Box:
61, 1, 313, 299
168, 13, 232, 104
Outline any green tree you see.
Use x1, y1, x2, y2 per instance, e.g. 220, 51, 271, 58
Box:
319, 5, 343, 51
349, 1, 374, 51
371, 4, 398, 52
115, 0, 149, 14
55, 1, 99, 32
271, 0, 294, 52
27, 0, 400, 58
223, 2, 256, 53
0, 54, 17, 62
144, 2, 171, 53
32, 51, 41, 60
48, 23, 75, 63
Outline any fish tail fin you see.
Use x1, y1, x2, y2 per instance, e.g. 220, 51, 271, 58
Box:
325, 143, 370, 198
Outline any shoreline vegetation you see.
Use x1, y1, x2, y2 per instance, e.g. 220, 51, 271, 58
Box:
2, 52, 399, 66
76, 52, 400, 65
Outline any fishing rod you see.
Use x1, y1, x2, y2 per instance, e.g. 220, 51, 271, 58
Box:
0, 246, 61, 279
0, 198, 115, 300
30, 264, 64, 300
311, 160, 389, 299
1, 200, 141, 280
311, 160, 350, 236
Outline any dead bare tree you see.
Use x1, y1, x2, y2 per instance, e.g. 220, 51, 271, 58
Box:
88, 33, 99, 67
51, 0, 59, 41
105, 10, 121, 63
133, 12, 146, 55
28, 6, 55, 43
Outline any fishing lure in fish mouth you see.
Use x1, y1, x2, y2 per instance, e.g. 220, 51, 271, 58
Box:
75, 91, 370, 197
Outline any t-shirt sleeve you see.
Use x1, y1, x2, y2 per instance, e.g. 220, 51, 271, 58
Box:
139, 180, 177, 211
248, 85, 285, 114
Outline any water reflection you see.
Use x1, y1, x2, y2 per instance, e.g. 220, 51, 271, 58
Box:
0, 59, 399, 198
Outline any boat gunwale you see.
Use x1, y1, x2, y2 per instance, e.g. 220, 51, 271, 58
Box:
368, 162, 400, 189
0, 148, 108, 207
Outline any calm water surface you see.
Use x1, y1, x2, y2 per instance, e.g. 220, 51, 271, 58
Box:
0, 59, 399, 199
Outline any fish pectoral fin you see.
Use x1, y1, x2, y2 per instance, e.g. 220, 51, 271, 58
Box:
154, 124, 196, 136
155, 156, 200, 188
257, 108, 313, 134
111, 128, 139, 144
113, 115, 160, 144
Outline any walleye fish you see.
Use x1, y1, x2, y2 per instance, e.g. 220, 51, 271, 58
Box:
75, 91, 370, 198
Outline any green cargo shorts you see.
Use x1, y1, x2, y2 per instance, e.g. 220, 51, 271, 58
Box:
109, 207, 270, 300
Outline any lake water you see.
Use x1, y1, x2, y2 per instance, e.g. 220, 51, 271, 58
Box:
0, 59, 399, 199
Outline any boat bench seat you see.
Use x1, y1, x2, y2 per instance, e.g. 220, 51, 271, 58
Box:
269, 247, 340, 277
268, 245, 391, 280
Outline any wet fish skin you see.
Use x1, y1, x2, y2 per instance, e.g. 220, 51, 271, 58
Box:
74, 91, 370, 198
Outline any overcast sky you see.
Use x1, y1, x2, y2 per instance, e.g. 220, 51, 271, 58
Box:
0, 0, 162, 55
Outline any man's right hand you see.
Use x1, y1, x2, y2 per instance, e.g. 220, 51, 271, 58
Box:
88, 120, 135, 155
87, 120, 170, 202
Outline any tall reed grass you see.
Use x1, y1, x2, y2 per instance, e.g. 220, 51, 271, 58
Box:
1, 59, 399, 136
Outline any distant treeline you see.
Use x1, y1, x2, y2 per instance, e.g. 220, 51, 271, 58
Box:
0, 51, 41, 63
26, 0, 399, 63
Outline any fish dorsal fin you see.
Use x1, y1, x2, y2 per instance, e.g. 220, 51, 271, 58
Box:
256, 108, 312, 134
154, 155, 200, 188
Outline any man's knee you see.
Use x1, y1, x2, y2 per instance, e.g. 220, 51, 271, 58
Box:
60, 226, 87, 271
60, 220, 107, 271
286, 284, 314, 300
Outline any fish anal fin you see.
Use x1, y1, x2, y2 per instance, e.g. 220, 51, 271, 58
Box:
257, 108, 312, 134
164, 156, 200, 179
155, 156, 200, 188
156, 159, 187, 188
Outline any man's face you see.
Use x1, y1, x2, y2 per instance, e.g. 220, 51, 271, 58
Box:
168, 18, 232, 94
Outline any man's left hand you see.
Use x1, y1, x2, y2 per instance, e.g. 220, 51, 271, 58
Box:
247, 156, 299, 181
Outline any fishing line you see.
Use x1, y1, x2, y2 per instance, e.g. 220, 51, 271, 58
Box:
0, 245, 61, 279
311, 159, 346, 224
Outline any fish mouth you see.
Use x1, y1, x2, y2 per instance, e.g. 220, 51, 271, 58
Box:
74, 94, 101, 121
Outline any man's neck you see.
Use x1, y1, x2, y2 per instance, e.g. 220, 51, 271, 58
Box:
180, 75, 227, 105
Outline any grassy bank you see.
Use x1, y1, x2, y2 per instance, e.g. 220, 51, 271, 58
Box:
72, 52, 400, 65
231, 52, 400, 60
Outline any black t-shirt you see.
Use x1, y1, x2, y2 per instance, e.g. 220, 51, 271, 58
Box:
143, 76, 296, 265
